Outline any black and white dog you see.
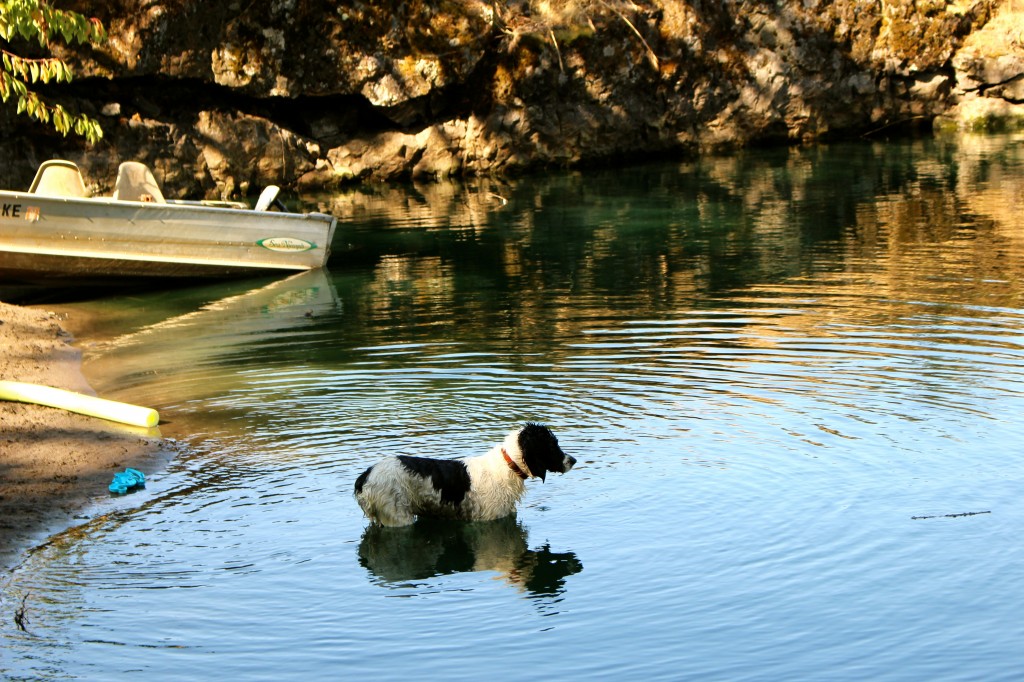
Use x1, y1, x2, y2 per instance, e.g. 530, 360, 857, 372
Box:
354, 423, 576, 526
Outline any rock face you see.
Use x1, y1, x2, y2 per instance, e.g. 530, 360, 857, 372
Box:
938, 2, 1024, 131
1, 0, 1021, 197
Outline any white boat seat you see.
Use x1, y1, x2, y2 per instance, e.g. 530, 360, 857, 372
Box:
28, 159, 90, 198
113, 161, 166, 203
254, 185, 281, 211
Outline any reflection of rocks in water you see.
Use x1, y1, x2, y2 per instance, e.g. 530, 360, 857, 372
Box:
358, 516, 582, 598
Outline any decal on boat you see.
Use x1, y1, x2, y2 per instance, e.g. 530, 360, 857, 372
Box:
0, 203, 37, 220
257, 237, 316, 252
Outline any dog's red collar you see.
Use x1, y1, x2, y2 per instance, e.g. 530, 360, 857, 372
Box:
502, 448, 529, 480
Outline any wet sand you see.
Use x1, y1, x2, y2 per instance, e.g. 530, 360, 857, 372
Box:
0, 301, 172, 572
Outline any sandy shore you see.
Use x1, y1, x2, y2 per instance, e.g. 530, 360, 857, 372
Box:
0, 301, 172, 572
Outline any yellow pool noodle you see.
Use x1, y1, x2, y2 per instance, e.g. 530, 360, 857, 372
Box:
0, 380, 159, 428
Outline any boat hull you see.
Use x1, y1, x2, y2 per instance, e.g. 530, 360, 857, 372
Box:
0, 191, 337, 280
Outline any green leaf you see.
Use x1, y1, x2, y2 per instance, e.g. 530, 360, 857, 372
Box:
90, 18, 107, 43
57, 17, 73, 43
84, 118, 103, 143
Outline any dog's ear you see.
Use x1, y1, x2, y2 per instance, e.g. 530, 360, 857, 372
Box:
523, 451, 547, 482
519, 423, 561, 482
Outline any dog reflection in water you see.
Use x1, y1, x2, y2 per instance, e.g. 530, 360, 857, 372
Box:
358, 515, 582, 597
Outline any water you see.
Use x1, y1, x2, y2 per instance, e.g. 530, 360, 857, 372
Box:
3, 134, 1024, 680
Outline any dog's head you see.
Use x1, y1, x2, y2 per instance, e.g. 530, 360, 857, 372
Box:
518, 422, 576, 482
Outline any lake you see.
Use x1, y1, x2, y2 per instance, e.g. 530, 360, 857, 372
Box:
3, 134, 1024, 680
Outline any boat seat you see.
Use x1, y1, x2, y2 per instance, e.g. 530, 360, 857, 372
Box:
113, 161, 166, 203
254, 185, 281, 211
28, 159, 90, 198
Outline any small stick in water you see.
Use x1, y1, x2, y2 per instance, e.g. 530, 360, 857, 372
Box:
911, 510, 992, 520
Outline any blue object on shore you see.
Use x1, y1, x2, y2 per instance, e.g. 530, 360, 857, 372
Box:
109, 468, 146, 495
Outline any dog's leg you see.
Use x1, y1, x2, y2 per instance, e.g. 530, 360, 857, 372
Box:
360, 494, 415, 527
377, 508, 416, 526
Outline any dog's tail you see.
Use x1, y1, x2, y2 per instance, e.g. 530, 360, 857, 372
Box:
354, 465, 372, 495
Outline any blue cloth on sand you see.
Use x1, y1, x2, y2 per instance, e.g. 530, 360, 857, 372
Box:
109, 468, 146, 495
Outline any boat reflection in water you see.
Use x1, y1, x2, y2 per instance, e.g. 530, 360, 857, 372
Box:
81, 267, 342, 412
358, 515, 583, 600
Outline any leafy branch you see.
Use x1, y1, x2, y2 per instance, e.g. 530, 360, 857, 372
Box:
0, 0, 106, 143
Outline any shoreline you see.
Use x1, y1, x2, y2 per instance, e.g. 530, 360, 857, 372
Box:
0, 301, 173, 572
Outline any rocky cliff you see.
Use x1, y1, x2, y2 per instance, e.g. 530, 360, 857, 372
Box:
2, 0, 1022, 198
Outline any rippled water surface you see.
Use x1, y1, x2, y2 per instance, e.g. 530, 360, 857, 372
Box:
4, 135, 1024, 680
